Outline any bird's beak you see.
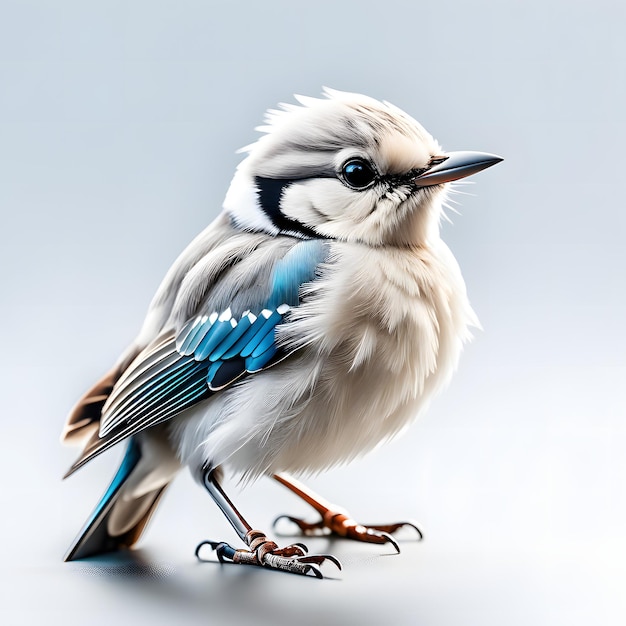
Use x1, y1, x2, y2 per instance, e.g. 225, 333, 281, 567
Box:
413, 151, 503, 187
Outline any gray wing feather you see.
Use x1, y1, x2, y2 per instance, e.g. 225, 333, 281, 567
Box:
66, 237, 327, 475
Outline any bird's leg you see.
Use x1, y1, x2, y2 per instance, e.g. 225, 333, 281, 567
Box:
195, 468, 341, 578
272, 473, 422, 553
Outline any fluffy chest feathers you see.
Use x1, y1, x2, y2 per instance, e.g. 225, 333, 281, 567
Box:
283, 242, 466, 387
274, 242, 476, 462
177, 237, 477, 478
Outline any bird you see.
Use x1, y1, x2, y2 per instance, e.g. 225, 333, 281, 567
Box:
61, 88, 502, 577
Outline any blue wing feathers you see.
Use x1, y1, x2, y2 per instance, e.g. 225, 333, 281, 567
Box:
239, 310, 283, 358
177, 317, 204, 355
129, 366, 208, 426
185, 240, 327, 384
268, 239, 326, 308
208, 358, 247, 390
245, 345, 278, 373
104, 361, 207, 437
208, 314, 254, 361
100, 355, 192, 436
174, 319, 199, 353
108, 359, 191, 423
178, 313, 218, 355
67, 241, 330, 474
101, 241, 328, 443
221, 312, 268, 360
207, 360, 222, 381
250, 326, 279, 359
185, 314, 216, 354
194, 317, 236, 361
127, 362, 206, 421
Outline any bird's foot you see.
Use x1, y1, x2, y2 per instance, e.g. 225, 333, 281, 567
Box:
195, 530, 342, 578
273, 512, 422, 553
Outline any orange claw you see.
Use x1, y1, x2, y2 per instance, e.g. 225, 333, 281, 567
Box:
272, 473, 423, 551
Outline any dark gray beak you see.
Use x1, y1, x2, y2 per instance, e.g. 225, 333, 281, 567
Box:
414, 151, 503, 187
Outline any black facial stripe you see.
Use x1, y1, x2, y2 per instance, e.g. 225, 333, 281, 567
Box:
254, 160, 431, 238
254, 176, 328, 239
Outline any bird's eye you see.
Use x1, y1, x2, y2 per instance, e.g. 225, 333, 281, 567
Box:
340, 159, 376, 189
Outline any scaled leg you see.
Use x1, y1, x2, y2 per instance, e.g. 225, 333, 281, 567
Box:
196, 468, 341, 578
272, 473, 422, 553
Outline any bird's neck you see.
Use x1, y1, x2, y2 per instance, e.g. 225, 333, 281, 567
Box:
223, 172, 280, 236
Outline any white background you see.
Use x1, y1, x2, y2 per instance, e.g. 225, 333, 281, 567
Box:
1, 1, 625, 624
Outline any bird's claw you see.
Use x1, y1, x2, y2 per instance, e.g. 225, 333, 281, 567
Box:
195, 540, 236, 563
272, 542, 308, 558
194, 533, 341, 578
296, 553, 342, 569
273, 513, 422, 552
362, 520, 423, 541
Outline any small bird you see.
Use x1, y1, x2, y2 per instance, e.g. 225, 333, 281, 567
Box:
61, 89, 501, 577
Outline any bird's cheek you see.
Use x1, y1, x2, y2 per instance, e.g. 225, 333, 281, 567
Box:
280, 181, 367, 227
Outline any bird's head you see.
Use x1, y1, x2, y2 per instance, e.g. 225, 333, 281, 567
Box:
224, 89, 501, 247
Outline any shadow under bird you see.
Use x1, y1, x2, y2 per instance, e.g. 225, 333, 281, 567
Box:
62, 89, 502, 577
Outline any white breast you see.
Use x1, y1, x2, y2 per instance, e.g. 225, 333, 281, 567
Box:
171, 240, 478, 481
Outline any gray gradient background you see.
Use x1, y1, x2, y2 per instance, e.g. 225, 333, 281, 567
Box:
1, 1, 625, 624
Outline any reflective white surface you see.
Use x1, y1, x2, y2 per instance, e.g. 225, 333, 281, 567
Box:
2, 1, 625, 624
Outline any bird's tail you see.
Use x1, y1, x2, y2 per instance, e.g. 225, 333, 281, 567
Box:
64, 438, 173, 561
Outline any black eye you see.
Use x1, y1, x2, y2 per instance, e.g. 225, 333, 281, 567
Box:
341, 159, 376, 189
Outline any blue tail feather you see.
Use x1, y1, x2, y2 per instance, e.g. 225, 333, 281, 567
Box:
64, 438, 166, 561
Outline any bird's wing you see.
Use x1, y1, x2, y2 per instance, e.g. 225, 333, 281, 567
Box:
60, 213, 246, 446
61, 365, 124, 446
64, 239, 329, 477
